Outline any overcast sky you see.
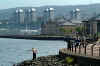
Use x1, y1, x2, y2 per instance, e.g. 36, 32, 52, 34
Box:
0, 0, 100, 9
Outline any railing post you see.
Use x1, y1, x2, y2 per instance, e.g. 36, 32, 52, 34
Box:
84, 45, 86, 55
79, 45, 81, 54
72, 43, 73, 52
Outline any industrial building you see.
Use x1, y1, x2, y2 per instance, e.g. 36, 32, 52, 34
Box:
41, 8, 60, 35
14, 8, 84, 35
41, 8, 82, 35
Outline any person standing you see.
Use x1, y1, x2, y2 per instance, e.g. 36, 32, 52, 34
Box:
32, 48, 37, 60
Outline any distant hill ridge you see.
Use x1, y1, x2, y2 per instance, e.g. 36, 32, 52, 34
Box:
0, 3, 100, 20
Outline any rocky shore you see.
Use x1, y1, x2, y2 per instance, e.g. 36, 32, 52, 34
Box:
14, 55, 69, 66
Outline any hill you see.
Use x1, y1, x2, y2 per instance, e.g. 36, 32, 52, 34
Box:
0, 3, 100, 20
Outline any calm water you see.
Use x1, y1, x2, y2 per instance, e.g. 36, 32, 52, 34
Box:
0, 38, 67, 66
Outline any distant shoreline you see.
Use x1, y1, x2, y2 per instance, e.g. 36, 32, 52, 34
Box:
0, 35, 73, 40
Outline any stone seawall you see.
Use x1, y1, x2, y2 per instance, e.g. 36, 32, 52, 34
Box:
59, 48, 100, 66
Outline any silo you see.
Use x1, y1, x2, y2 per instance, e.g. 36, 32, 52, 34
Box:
48, 8, 55, 21
31, 8, 37, 22
75, 8, 81, 20
17, 9, 25, 24
70, 8, 81, 20
43, 8, 49, 23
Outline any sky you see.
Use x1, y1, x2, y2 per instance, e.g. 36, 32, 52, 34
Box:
0, 0, 100, 9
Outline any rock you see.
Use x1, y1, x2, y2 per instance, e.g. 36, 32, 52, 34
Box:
14, 55, 69, 66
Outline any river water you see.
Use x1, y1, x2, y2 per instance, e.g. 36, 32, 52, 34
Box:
0, 38, 67, 66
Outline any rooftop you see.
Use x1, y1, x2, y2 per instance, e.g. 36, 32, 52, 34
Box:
60, 21, 75, 26
71, 20, 82, 24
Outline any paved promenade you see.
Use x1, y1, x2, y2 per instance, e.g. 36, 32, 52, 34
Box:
59, 42, 100, 66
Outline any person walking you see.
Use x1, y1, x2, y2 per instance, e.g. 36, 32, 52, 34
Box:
32, 48, 37, 60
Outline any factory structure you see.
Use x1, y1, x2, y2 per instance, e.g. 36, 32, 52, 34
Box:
70, 8, 81, 20
10, 8, 40, 35
13, 7, 100, 36
41, 8, 83, 35
1, 7, 99, 36
8, 7, 83, 35
15, 8, 37, 25
43, 8, 55, 23
41, 8, 59, 35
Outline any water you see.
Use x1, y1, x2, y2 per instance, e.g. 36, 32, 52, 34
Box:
0, 38, 67, 66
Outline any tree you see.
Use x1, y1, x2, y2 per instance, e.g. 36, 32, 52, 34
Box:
60, 27, 73, 35
75, 26, 83, 35
75, 26, 82, 32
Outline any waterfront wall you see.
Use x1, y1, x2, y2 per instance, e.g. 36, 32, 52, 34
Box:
60, 44, 100, 57
59, 44, 100, 66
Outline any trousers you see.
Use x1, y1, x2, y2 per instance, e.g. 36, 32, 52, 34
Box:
33, 53, 36, 60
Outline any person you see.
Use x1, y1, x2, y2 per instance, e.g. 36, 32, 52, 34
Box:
67, 40, 71, 51
32, 48, 37, 60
